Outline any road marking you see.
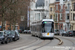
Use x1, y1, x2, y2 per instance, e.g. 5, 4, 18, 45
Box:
13, 46, 75, 50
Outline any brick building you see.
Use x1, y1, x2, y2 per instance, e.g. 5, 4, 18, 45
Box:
55, 0, 66, 30
0, 21, 19, 30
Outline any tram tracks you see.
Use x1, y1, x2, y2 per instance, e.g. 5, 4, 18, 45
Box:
22, 39, 52, 50
33, 39, 52, 50
12, 37, 39, 50
60, 37, 75, 46
13, 37, 62, 50
13, 36, 63, 50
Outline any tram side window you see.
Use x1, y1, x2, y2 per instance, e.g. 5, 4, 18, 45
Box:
38, 25, 41, 32
39, 25, 42, 32
30, 26, 32, 31
34, 26, 35, 31
42, 23, 45, 32
32, 26, 34, 31
34, 26, 36, 31
31, 26, 33, 31
37, 25, 39, 32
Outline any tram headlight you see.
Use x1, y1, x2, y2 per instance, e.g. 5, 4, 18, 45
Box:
42, 33, 45, 34
42, 33, 45, 35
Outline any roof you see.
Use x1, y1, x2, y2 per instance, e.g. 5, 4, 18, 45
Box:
42, 19, 54, 22
36, 0, 44, 7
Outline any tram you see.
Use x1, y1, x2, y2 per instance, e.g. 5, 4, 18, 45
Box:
30, 19, 54, 38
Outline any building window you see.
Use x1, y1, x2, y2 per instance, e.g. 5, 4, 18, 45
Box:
73, 14, 75, 20
60, 13, 62, 20
67, 14, 69, 20
59, 5, 61, 10
67, 23, 69, 27
56, 0, 59, 2
63, 0, 65, 1
56, 5, 58, 10
35, 13, 40, 20
67, 3, 70, 10
46, 1, 48, 6
55, 14, 58, 22
73, 3, 75, 11
50, 7, 52, 11
71, 13, 72, 20
50, 15, 52, 19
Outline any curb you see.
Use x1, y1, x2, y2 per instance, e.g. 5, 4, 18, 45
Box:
54, 37, 63, 45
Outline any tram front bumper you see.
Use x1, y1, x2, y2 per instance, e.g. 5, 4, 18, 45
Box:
41, 33, 54, 38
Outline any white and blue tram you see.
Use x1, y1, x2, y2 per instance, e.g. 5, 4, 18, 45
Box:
30, 19, 54, 38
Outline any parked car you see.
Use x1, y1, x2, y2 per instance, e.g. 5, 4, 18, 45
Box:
11, 31, 19, 41
54, 29, 59, 35
64, 30, 75, 36
15, 30, 20, 40
59, 30, 66, 35
27, 30, 31, 33
59, 30, 66, 36
23, 30, 27, 33
18, 29, 22, 33
5, 30, 13, 42
61, 31, 66, 36
0, 31, 9, 44
73, 31, 75, 36
18, 29, 24, 33
63, 31, 75, 36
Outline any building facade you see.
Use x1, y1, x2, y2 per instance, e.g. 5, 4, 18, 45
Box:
49, 3, 55, 19
30, 0, 50, 25
0, 21, 19, 30
70, 0, 75, 30
55, 0, 66, 30
64, 0, 71, 31
49, 3, 55, 29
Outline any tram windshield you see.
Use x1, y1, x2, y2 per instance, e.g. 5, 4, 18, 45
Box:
42, 21, 54, 33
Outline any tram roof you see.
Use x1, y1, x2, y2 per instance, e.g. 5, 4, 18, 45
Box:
31, 19, 54, 24
42, 19, 54, 22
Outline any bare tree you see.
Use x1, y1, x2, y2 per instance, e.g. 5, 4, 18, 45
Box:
0, 0, 20, 30
0, 0, 12, 30
18, 0, 30, 30
0, 0, 30, 30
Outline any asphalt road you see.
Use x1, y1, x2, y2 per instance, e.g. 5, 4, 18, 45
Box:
0, 34, 75, 50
